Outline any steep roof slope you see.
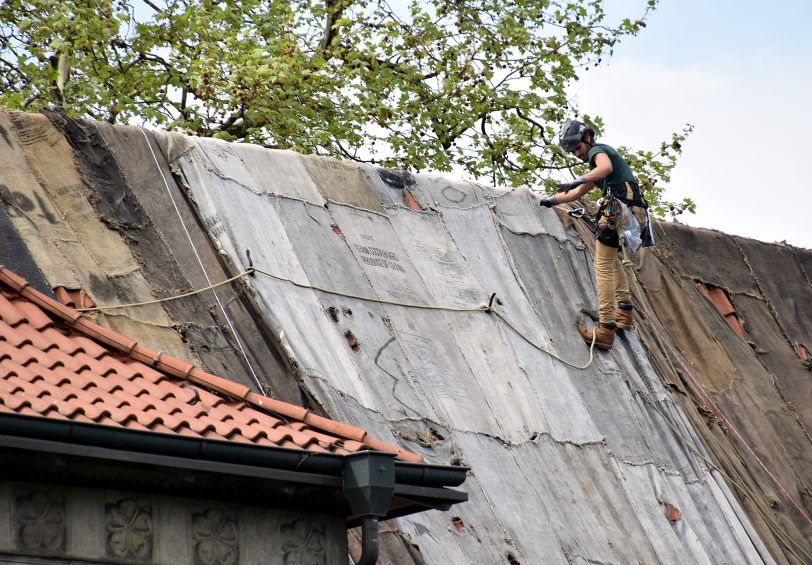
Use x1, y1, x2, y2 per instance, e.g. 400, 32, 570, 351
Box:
627, 222, 812, 562
1, 107, 809, 563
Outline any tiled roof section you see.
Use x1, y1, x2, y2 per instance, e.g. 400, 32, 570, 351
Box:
53, 286, 96, 309
695, 282, 746, 339
0, 268, 421, 463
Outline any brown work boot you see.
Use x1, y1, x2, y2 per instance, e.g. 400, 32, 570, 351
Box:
615, 301, 634, 330
577, 322, 616, 350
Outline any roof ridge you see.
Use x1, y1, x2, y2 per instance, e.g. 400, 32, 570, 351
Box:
0, 267, 421, 462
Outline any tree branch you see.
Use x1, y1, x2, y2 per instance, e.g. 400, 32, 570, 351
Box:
318, 0, 350, 58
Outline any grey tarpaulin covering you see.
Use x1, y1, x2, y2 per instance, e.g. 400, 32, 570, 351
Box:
152, 133, 776, 563
2, 109, 809, 563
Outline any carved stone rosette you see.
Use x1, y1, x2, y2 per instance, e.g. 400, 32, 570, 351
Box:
105, 498, 153, 561
281, 520, 326, 565
192, 507, 239, 565
14, 489, 66, 553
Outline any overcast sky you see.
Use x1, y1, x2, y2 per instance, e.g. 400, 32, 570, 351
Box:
569, 0, 812, 250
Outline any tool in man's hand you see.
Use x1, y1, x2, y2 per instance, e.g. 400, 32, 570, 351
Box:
530, 187, 584, 219
559, 206, 585, 219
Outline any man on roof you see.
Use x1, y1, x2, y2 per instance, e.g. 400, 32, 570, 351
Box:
535, 119, 654, 350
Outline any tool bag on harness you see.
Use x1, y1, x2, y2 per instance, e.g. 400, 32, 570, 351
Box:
594, 180, 655, 252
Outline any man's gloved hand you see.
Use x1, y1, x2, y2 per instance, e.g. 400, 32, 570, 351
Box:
557, 176, 586, 193
538, 195, 557, 208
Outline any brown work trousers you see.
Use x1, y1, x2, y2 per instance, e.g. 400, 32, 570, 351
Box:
594, 206, 646, 324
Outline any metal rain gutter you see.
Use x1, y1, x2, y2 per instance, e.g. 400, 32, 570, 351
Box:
0, 412, 468, 517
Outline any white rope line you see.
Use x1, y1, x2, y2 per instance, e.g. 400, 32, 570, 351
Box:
80, 261, 598, 370
138, 128, 266, 395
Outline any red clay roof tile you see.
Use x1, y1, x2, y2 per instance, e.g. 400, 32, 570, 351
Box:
40, 327, 85, 355
0, 267, 422, 462
0, 341, 36, 365
702, 286, 746, 339
0, 320, 51, 350
120, 396, 157, 413
695, 283, 710, 300
112, 357, 164, 383
707, 287, 736, 317
53, 286, 96, 310
53, 287, 72, 306
71, 335, 108, 359
13, 300, 54, 330
724, 315, 746, 339
403, 189, 423, 212
0, 294, 26, 327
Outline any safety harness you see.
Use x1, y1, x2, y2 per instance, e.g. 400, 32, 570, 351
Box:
594, 180, 655, 264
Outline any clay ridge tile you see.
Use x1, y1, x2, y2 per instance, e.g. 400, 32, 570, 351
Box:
362, 435, 401, 455
394, 449, 425, 464
187, 368, 250, 400
129, 345, 164, 367
244, 392, 423, 461
71, 319, 137, 353
153, 353, 195, 379
244, 392, 308, 422
14, 283, 82, 325
304, 413, 367, 443
0, 269, 31, 293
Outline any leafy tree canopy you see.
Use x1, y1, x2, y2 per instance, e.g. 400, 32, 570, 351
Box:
0, 0, 694, 217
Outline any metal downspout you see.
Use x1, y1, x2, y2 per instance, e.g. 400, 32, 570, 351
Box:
356, 516, 381, 565
343, 452, 396, 565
